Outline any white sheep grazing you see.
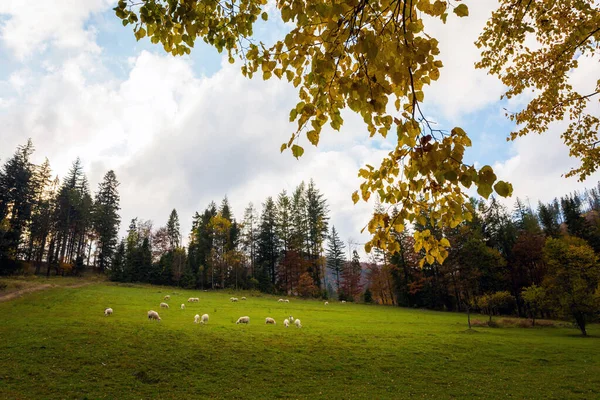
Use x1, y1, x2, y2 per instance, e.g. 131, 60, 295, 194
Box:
241, 297, 247, 300
324, 301, 329, 305
265, 317, 276, 325
284, 299, 290, 303
295, 319, 302, 328
188, 297, 194, 303
193, 297, 200, 302
236, 316, 250, 324
160, 302, 169, 309
341, 300, 346, 304
164, 295, 170, 301
201, 314, 209, 324
104, 307, 113, 316
194, 314, 201, 323
278, 299, 284, 302
289, 316, 294, 322
283, 319, 289, 327
148, 310, 161, 321
231, 297, 239, 302
181, 304, 185, 310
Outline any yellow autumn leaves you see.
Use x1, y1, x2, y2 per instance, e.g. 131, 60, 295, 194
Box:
115, 0, 519, 266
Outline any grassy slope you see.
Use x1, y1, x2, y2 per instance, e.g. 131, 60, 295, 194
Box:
0, 283, 598, 399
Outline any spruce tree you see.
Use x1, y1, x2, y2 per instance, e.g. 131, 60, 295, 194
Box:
305, 180, 329, 288
0, 139, 35, 263
27, 158, 54, 270
110, 241, 126, 282
219, 196, 232, 221
257, 197, 279, 286
241, 203, 259, 277
326, 226, 345, 292
167, 209, 181, 250
537, 200, 561, 238
93, 170, 121, 272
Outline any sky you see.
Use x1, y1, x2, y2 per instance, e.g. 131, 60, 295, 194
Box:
0, 1, 599, 253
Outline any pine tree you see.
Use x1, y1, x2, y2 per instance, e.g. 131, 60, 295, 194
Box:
241, 203, 259, 277
290, 183, 307, 253
167, 209, 181, 250
53, 158, 92, 265
123, 218, 140, 282
93, 170, 121, 272
27, 158, 55, 272
0, 139, 35, 264
305, 180, 329, 288
561, 193, 588, 239
195, 202, 218, 288
109, 241, 126, 282
537, 200, 561, 238
257, 197, 279, 287
326, 226, 345, 292
341, 250, 364, 301
276, 190, 292, 253
139, 236, 152, 282
513, 198, 541, 234
220, 196, 232, 221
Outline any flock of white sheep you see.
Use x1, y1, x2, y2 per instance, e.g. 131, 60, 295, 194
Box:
101, 294, 337, 329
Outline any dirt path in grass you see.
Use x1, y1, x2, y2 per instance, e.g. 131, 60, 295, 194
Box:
0, 281, 94, 303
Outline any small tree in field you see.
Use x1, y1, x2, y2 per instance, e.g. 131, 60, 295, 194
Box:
478, 291, 516, 324
543, 236, 600, 336
521, 285, 547, 327
297, 272, 317, 298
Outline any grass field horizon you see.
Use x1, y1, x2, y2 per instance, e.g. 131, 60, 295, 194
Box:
1, 282, 599, 399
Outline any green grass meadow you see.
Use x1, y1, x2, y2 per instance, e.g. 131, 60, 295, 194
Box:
1, 283, 599, 399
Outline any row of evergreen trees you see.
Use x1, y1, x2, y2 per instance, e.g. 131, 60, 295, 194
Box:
109, 180, 364, 299
0, 140, 120, 276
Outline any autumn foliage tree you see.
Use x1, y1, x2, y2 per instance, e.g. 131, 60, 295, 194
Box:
543, 236, 600, 336
297, 271, 317, 298
114, 0, 522, 264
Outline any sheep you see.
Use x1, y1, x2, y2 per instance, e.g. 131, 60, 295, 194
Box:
148, 310, 161, 321
236, 316, 250, 324
181, 304, 185, 310
341, 300, 346, 304
193, 297, 200, 302
231, 297, 239, 302
201, 314, 209, 324
194, 314, 201, 323
324, 301, 329, 305
164, 295, 170, 301
289, 316, 294, 322
265, 317, 276, 325
284, 299, 290, 303
104, 307, 113, 316
188, 297, 194, 303
283, 319, 289, 327
295, 319, 302, 328
241, 297, 247, 300
278, 299, 284, 302
160, 302, 169, 309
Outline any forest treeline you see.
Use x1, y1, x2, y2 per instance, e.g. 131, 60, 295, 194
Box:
1, 140, 599, 334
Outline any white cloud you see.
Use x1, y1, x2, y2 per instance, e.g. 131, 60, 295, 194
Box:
493, 52, 600, 208
0, 50, 381, 254
0, 0, 113, 60
424, 0, 505, 123
2, 0, 598, 262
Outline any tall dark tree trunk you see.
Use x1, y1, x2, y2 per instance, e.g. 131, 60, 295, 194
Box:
574, 313, 587, 336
